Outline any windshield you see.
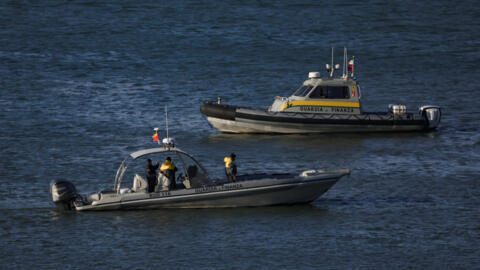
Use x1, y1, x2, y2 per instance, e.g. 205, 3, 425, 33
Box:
114, 150, 210, 192
292, 85, 313, 97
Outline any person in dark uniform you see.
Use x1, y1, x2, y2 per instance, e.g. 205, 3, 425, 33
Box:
160, 157, 178, 189
224, 153, 237, 182
146, 158, 159, 192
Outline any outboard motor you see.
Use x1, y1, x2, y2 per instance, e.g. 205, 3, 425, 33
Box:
419, 105, 442, 129
50, 180, 78, 210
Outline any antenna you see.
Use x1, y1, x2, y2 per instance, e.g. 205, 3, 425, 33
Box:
161, 105, 175, 148
343, 47, 348, 79
327, 47, 341, 77
152, 106, 175, 148
330, 47, 334, 77
165, 105, 168, 139
352, 55, 355, 78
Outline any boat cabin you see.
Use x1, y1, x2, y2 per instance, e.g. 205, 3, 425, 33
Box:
269, 72, 362, 114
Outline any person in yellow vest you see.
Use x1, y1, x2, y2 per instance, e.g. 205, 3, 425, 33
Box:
224, 153, 237, 182
160, 157, 178, 189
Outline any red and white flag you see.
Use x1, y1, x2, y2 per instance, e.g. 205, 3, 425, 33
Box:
348, 59, 354, 71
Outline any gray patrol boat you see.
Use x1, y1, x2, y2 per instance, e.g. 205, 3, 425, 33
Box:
201, 48, 441, 133
50, 138, 349, 211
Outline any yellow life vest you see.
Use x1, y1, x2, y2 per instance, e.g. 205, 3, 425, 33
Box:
224, 157, 233, 168
160, 160, 176, 172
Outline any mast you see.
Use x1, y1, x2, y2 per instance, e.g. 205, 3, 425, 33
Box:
351, 55, 355, 78
165, 105, 168, 139
330, 47, 334, 77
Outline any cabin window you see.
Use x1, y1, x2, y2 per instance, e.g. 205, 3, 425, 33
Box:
293, 85, 314, 97
308, 86, 350, 99
308, 87, 324, 98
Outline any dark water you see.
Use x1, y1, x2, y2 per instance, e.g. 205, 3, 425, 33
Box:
1, 0, 479, 269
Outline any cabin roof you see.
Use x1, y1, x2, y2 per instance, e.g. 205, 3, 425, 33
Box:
129, 147, 191, 160
305, 77, 358, 86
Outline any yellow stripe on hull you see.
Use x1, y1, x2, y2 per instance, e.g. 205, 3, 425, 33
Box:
281, 101, 360, 111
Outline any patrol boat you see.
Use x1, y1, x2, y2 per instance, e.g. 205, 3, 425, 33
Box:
50, 137, 350, 211
200, 48, 441, 133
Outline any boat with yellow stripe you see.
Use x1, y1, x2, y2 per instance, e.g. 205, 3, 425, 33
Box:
200, 48, 441, 134
280, 100, 361, 111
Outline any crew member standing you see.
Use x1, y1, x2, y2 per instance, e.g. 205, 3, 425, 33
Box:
161, 157, 178, 189
224, 153, 237, 182
146, 159, 159, 192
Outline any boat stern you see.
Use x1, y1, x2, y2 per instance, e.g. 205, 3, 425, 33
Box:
419, 105, 441, 129
50, 180, 79, 210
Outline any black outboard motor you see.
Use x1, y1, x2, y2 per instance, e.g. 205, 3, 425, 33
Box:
419, 105, 441, 129
50, 180, 78, 210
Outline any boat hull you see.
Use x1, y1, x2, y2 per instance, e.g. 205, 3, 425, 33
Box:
201, 102, 438, 134
75, 173, 345, 211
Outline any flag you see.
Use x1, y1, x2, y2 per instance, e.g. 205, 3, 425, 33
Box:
152, 132, 159, 142
348, 59, 354, 71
